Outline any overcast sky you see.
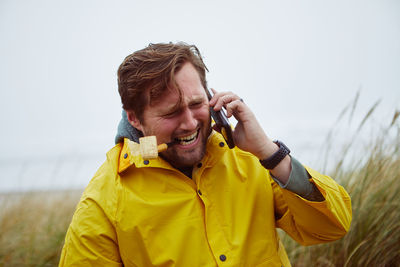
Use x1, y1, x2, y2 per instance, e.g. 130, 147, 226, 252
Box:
1, 0, 399, 190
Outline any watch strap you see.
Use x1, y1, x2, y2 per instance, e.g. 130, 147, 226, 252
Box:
259, 140, 290, 170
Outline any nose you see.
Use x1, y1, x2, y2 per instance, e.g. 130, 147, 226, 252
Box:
179, 108, 197, 131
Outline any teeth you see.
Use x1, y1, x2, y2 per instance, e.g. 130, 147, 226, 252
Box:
176, 131, 198, 145
179, 132, 197, 141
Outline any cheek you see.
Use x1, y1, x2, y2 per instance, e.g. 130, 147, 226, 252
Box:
197, 107, 211, 121
157, 118, 180, 135
142, 117, 173, 136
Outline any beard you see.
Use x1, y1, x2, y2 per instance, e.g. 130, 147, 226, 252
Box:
160, 121, 211, 170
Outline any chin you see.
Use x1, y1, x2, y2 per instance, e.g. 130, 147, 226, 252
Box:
163, 144, 206, 169
163, 124, 210, 169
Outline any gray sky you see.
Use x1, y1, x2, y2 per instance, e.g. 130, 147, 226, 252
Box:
1, 0, 399, 190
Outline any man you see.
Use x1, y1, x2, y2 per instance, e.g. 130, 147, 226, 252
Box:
59, 42, 352, 267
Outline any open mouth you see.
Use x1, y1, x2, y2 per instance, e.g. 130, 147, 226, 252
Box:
174, 130, 199, 145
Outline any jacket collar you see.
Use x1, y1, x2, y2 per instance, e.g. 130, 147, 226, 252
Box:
118, 131, 229, 174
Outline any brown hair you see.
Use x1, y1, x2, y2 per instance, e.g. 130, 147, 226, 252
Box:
117, 42, 208, 122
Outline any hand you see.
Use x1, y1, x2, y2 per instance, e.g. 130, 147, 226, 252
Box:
208, 89, 273, 158
208, 89, 291, 183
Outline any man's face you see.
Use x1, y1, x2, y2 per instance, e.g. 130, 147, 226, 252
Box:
128, 62, 211, 169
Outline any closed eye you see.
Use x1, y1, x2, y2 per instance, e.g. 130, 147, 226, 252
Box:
189, 100, 205, 109
161, 106, 182, 118
162, 110, 179, 118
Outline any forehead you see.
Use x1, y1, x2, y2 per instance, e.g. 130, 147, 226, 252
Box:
148, 63, 207, 110
175, 62, 206, 99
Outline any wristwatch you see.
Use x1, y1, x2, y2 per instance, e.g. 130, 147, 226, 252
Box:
259, 140, 290, 170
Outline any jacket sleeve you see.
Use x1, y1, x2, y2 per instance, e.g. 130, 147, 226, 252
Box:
273, 164, 352, 246
59, 196, 123, 267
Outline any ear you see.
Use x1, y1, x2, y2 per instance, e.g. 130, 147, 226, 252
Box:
125, 110, 144, 132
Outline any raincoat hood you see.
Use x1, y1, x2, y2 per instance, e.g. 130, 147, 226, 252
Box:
114, 110, 142, 144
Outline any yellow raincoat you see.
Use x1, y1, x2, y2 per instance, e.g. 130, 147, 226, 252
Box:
59, 133, 351, 267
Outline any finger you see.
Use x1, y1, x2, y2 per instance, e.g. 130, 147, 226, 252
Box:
208, 88, 218, 106
214, 94, 241, 111
225, 99, 245, 118
209, 89, 236, 106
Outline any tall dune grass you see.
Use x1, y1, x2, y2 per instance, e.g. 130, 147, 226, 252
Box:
281, 101, 400, 266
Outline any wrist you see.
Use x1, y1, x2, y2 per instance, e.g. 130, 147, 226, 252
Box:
259, 140, 291, 170
255, 139, 279, 160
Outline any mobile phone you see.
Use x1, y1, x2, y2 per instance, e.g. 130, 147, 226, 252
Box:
206, 88, 235, 149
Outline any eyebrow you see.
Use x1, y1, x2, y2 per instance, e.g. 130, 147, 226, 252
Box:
188, 95, 206, 104
159, 104, 180, 116
158, 95, 206, 116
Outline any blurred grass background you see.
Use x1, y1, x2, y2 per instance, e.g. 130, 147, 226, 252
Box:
281, 99, 400, 266
0, 190, 81, 266
0, 102, 399, 266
